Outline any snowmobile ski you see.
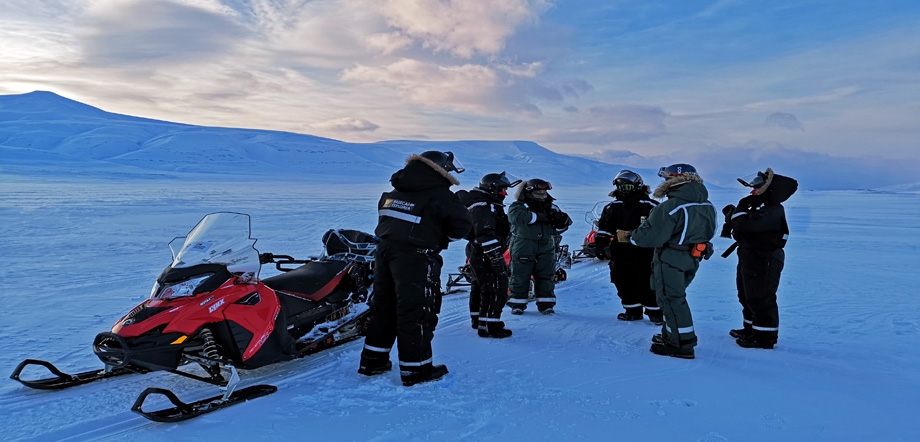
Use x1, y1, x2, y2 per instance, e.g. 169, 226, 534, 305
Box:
10, 359, 139, 390
131, 384, 278, 422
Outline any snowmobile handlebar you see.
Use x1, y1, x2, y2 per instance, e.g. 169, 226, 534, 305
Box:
259, 253, 315, 272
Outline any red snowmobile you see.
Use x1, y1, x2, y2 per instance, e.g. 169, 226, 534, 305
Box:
573, 201, 611, 261
10, 212, 378, 422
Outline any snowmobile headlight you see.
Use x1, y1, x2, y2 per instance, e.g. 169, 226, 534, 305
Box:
152, 274, 213, 300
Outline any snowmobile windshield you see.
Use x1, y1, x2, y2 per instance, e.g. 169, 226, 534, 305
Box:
167, 212, 260, 279
585, 201, 608, 225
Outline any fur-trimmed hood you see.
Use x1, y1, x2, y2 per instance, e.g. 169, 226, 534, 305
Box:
389, 154, 460, 191
750, 168, 798, 204
653, 173, 705, 199
404, 154, 460, 186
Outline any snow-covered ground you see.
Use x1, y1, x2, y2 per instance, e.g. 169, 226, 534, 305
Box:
1, 175, 918, 442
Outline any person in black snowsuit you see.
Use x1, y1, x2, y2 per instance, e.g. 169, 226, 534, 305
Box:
456, 172, 521, 338
358, 151, 473, 386
595, 170, 662, 324
721, 168, 797, 349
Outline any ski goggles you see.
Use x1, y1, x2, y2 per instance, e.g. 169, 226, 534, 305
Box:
525, 181, 552, 191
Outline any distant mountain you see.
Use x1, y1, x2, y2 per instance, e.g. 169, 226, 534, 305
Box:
0, 91, 626, 185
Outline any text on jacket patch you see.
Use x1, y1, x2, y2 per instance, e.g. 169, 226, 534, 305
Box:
383, 199, 415, 212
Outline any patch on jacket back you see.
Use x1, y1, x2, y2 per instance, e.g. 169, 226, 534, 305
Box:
382, 198, 416, 212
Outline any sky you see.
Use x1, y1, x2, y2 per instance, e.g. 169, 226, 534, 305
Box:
2, 170, 919, 440
2, 0, 919, 165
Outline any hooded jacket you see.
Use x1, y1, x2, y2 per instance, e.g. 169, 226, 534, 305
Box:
507, 188, 570, 256
597, 186, 658, 261
455, 188, 511, 251
630, 174, 717, 250
375, 155, 473, 250
728, 168, 798, 251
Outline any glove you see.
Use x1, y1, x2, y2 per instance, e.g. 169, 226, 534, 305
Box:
720, 222, 733, 239
616, 229, 631, 243
550, 210, 571, 229
483, 245, 507, 275
722, 204, 736, 217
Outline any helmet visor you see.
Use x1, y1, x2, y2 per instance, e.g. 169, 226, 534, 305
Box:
444, 151, 465, 173
500, 172, 522, 189
737, 171, 767, 189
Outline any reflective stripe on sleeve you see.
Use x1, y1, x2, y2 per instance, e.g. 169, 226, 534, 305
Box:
379, 209, 421, 224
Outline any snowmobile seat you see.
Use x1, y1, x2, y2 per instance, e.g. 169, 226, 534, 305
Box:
262, 260, 349, 301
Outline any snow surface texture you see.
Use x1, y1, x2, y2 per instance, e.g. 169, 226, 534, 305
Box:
1, 92, 919, 441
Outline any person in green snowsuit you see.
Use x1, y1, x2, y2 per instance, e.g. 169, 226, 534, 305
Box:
507, 179, 572, 315
619, 164, 716, 359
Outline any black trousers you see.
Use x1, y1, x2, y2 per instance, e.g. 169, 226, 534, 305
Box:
466, 242, 509, 327
361, 241, 442, 376
736, 247, 785, 342
610, 257, 657, 315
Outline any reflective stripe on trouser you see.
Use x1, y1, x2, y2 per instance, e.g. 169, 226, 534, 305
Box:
652, 256, 698, 348
361, 242, 440, 371
508, 251, 555, 311
736, 247, 784, 341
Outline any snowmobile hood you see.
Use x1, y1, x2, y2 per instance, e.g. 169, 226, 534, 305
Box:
390, 156, 458, 191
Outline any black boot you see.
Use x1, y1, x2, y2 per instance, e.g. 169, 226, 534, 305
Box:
357, 359, 392, 376
651, 333, 668, 344
478, 321, 512, 339
645, 311, 664, 325
401, 364, 449, 387
729, 322, 752, 339
650, 342, 695, 359
736, 329, 776, 349
617, 307, 643, 321
471, 317, 479, 330
617, 312, 643, 321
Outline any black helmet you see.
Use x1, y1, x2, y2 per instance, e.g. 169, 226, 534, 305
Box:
613, 170, 643, 192
657, 163, 698, 179
479, 171, 522, 196
521, 178, 552, 201
418, 150, 465, 173
523, 178, 552, 192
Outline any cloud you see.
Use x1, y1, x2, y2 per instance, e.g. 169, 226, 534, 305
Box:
535, 104, 669, 144
370, 0, 552, 58
764, 112, 803, 131
310, 117, 380, 133
77, 0, 250, 65
341, 58, 567, 116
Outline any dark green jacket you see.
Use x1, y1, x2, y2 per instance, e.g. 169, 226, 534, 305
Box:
631, 176, 717, 261
508, 199, 560, 257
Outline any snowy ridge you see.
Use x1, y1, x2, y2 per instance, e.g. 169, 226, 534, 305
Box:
0, 92, 628, 184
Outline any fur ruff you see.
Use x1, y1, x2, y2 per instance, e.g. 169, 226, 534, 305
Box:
753, 168, 775, 195
407, 154, 460, 185
653, 174, 704, 199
